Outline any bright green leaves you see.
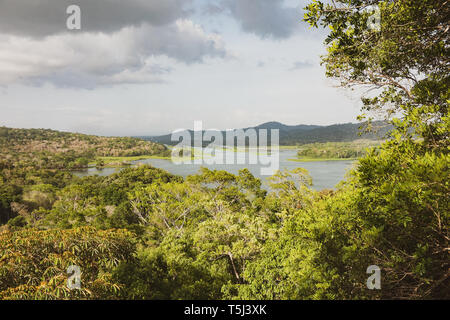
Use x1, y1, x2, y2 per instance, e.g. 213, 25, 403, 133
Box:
348, 142, 449, 298
304, 0, 449, 148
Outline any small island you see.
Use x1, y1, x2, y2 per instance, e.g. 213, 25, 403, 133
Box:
290, 140, 381, 162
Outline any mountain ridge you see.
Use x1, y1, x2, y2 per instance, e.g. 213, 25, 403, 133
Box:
139, 121, 392, 146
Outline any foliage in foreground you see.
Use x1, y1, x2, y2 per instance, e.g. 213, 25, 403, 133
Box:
238, 140, 449, 299
0, 146, 448, 300
0, 227, 135, 299
0, 0, 448, 300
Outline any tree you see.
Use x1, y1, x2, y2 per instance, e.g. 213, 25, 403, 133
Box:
0, 227, 135, 300
274, 0, 450, 299
304, 0, 449, 149
0, 181, 22, 224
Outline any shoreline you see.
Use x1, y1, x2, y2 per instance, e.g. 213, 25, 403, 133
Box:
89, 155, 172, 168
87, 151, 359, 170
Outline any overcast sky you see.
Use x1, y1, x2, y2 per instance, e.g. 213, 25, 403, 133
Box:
0, 0, 362, 136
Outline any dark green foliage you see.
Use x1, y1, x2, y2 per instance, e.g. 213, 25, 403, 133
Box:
0, 0, 447, 300
7, 216, 27, 228
0, 182, 22, 224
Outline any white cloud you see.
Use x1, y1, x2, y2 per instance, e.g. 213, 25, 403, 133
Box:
0, 1, 361, 136
0, 20, 228, 88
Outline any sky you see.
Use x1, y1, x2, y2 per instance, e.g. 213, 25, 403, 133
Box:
0, 0, 362, 136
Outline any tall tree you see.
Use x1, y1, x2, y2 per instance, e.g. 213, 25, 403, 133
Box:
305, 0, 449, 148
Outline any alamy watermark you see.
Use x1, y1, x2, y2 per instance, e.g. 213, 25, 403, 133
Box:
67, 265, 81, 290
170, 121, 279, 176
366, 5, 381, 32
66, 5, 81, 30
366, 265, 381, 290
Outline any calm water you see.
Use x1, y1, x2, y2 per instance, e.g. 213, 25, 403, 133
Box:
73, 150, 356, 190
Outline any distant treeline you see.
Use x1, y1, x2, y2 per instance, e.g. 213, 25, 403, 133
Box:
297, 140, 382, 159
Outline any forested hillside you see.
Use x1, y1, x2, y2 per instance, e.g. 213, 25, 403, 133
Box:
144, 121, 391, 146
281, 121, 391, 145
0, 127, 170, 170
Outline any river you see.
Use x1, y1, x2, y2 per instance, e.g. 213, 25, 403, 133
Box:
73, 150, 356, 190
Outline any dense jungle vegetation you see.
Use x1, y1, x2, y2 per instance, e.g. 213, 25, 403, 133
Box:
0, 0, 448, 300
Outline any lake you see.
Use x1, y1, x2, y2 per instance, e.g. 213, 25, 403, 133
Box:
73, 150, 356, 190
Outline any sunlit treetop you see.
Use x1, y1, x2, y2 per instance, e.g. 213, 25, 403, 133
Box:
304, 0, 449, 149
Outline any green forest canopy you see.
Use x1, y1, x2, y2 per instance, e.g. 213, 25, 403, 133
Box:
0, 0, 448, 300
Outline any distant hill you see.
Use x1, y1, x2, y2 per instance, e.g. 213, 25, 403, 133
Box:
139, 121, 392, 146
0, 127, 169, 169
279, 122, 391, 145
251, 122, 322, 132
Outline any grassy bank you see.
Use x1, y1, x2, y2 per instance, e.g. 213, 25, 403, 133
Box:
91, 155, 172, 167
